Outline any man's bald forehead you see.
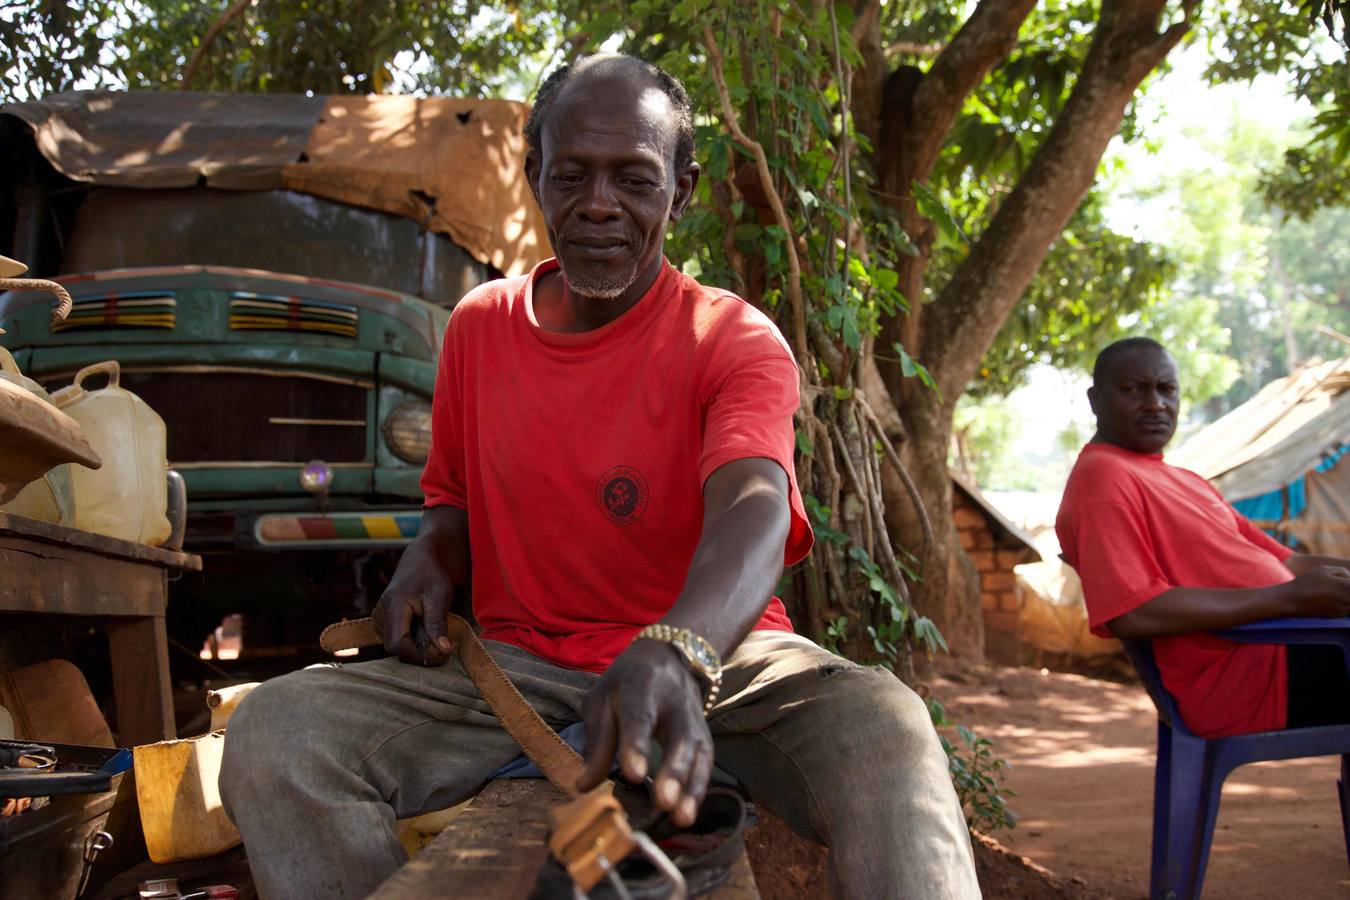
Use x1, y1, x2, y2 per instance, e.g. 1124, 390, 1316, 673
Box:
567, 54, 665, 86
1092, 337, 1172, 386
552, 56, 674, 114
524, 53, 697, 174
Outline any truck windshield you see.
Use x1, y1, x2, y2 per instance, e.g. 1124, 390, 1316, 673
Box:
61, 187, 489, 307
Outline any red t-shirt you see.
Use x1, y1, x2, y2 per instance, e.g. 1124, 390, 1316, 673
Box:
420, 257, 814, 672
1056, 442, 1294, 737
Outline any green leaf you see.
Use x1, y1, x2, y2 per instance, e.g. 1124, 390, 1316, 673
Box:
803, 494, 830, 525
912, 180, 967, 249
707, 139, 729, 181
733, 223, 763, 242
808, 103, 831, 139
795, 428, 813, 455
893, 343, 940, 396
842, 313, 860, 349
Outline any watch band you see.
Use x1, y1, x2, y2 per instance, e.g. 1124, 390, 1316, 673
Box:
634, 624, 722, 715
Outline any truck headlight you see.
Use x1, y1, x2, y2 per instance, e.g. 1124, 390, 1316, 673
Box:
382, 400, 432, 464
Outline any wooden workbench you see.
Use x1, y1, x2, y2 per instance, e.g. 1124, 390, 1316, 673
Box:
369, 779, 760, 899
0, 511, 201, 746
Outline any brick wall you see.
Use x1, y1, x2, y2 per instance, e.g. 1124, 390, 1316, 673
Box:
954, 490, 1036, 664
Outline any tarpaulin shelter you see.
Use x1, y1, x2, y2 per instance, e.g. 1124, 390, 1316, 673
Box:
1167, 356, 1350, 557
1, 90, 548, 278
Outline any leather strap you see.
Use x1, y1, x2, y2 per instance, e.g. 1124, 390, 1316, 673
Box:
323, 616, 690, 894
321, 616, 586, 797
547, 783, 638, 890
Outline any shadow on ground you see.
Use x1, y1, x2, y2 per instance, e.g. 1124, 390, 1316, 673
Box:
933, 660, 1350, 899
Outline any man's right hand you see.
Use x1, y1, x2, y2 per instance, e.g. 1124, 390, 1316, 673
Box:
373, 536, 456, 666
1286, 564, 1350, 618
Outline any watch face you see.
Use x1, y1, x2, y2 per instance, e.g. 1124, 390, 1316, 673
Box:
688, 638, 718, 669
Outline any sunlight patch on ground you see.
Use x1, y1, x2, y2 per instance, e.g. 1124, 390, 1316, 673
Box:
1219, 781, 1302, 799
961, 725, 1155, 767
1021, 745, 1154, 768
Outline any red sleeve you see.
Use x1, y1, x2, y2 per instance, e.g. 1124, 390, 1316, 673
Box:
419, 315, 467, 510
699, 353, 813, 565
1067, 500, 1174, 637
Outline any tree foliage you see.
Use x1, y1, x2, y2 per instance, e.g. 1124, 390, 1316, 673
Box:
0, 0, 120, 100
1205, 0, 1349, 216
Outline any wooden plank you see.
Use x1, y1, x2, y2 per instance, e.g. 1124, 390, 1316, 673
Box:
0, 538, 165, 617
107, 616, 176, 744
370, 779, 760, 899
369, 779, 559, 900
0, 511, 201, 572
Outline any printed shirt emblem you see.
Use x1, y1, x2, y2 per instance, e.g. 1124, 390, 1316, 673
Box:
596, 466, 649, 526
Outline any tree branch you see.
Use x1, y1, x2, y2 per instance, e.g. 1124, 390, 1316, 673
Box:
703, 26, 810, 373
896, 0, 1039, 190
924, 0, 1189, 400
885, 40, 945, 58
181, 0, 254, 90
858, 396, 932, 572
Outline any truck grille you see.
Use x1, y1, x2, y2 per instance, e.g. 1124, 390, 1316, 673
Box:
119, 370, 368, 463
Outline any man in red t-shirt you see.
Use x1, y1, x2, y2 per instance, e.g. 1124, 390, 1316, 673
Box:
1057, 337, 1350, 738
222, 54, 978, 899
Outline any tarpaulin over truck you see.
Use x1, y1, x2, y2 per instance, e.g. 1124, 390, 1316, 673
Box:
1, 90, 548, 277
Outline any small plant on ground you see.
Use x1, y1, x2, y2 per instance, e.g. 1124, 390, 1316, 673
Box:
929, 697, 1018, 835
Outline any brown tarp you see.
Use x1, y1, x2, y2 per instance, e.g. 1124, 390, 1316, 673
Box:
1288, 459, 1350, 558
282, 95, 547, 277
2, 90, 548, 276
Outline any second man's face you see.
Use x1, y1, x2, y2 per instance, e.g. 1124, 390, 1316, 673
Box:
1090, 347, 1181, 454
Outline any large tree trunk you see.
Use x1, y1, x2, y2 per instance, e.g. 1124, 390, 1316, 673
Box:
853, 0, 1193, 654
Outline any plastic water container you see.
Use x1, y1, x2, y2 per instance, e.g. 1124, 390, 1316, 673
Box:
0, 347, 77, 524
52, 360, 171, 546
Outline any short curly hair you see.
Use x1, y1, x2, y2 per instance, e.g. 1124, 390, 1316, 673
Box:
524, 53, 696, 173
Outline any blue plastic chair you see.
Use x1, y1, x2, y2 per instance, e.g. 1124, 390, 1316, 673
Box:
1119, 617, 1350, 899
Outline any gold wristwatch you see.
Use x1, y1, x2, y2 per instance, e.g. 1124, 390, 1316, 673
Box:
635, 623, 723, 715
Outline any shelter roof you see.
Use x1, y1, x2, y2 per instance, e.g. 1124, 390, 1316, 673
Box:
1167, 356, 1350, 500
950, 470, 1042, 561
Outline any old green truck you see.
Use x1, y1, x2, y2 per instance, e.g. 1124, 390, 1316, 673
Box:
0, 90, 546, 657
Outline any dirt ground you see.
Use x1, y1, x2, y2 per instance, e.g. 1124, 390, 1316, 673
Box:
932, 659, 1350, 899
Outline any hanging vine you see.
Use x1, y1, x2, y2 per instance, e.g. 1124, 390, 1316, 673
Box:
652, 0, 944, 681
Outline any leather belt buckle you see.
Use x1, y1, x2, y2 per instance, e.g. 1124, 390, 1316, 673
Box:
548, 785, 687, 900
583, 831, 688, 900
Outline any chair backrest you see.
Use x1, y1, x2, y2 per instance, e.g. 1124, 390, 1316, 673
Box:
1120, 637, 1185, 732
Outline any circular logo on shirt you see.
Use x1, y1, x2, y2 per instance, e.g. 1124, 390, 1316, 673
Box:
597, 466, 649, 526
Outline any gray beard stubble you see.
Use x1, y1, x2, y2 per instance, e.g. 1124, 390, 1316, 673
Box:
560, 262, 639, 301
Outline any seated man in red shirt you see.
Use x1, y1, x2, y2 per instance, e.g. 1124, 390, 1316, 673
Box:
1057, 337, 1350, 738
219, 53, 978, 900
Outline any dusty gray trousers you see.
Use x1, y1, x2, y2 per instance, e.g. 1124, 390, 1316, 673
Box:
220, 630, 980, 899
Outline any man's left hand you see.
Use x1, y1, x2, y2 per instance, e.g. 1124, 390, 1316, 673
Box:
577, 639, 713, 828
